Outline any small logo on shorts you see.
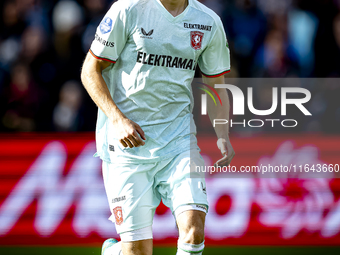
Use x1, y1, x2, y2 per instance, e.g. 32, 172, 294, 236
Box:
191, 31, 204, 50
200, 182, 207, 194
100, 17, 113, 34
109, 145, 114, 152
113, 206, 123, 225
112, 195, 126, 203
196, 204, 207, 212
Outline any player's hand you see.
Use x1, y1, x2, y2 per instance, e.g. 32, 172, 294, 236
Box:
214, 138, 235, 167
113, 117, 146, 148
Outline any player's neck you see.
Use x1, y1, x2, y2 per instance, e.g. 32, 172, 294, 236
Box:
159, 0, 188, 17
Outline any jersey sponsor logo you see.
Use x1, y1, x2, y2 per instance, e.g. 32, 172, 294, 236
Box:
99, 17, 113, 34
136, 51, 197, 71
191, 31, 204, 50
200, 181, 207, 194
94, 33, 115, 47
140, 28, 154, 39
113, 206, 123, 225
184, 22, 212, 31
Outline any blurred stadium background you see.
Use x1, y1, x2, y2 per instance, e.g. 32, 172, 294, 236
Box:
1, 0, 340, 254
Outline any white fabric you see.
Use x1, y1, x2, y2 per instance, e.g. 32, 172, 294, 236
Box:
174, 204, 207, 219
177, 240, 205, 254
120, 226, 153, 242
90, 0, 230, 164
103, 241, 122, 255
102, 150, 208, 234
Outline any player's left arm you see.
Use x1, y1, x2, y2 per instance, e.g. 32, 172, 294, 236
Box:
203, 74, 235, 167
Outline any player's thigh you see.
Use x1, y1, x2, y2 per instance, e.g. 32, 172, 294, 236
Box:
155, 150, 208, 213
121, 239, 153, 255
102, 161, 161, 234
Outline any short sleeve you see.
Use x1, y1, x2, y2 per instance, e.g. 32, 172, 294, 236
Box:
198, 18, 230, 77
89, 1, 129, 63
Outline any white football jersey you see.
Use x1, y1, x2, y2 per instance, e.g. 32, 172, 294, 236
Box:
90, 0, 230, 163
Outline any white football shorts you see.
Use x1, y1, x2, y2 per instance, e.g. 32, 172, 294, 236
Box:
101, 149, 208, 235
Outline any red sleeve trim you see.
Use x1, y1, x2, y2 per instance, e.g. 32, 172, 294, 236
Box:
201, 69, 230, 78
89, 49, 116, 64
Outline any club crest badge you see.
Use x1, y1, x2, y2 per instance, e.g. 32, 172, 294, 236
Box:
191, 31, 204, 50
113, 206, 123, 225
100, 17, 113, 34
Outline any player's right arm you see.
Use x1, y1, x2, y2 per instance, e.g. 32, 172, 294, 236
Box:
81, 53, 146, 148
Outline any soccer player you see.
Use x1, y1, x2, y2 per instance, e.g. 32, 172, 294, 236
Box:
81, 0, 235, 254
